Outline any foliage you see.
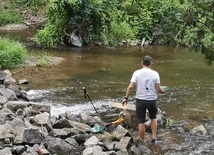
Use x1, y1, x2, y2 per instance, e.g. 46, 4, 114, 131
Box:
151, 0, 214, 65
101, 9, 135, 46
0, 6, 23, 26
0, 37, 28, 68
9, 0, 48, 14
35, 0, 213, 64
165, 118, 173, 126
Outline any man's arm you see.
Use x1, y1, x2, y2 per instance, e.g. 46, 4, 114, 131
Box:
156, 83, 165, 93
122, 82, 135, 105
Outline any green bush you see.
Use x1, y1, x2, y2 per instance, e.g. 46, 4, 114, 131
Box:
10, 0, 48, 15
0, 7, 23, 26
0, 37, 28, 68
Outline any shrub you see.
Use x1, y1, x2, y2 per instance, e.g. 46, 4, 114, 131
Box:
0, 7, 23, 27
0, 37, 28, 68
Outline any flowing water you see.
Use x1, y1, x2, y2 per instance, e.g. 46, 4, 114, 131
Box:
1, 30, 214, 123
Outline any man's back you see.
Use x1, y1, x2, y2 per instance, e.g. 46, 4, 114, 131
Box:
131, 68, 160, 100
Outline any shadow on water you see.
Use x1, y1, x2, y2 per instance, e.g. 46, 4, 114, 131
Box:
1, 30, 214, 123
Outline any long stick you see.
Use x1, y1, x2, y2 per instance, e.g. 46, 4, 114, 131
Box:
83, 87, 100, 117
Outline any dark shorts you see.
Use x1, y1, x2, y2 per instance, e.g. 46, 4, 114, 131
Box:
136, 99, 158, 124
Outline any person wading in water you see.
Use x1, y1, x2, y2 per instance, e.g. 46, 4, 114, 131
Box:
122, 55, 165, 144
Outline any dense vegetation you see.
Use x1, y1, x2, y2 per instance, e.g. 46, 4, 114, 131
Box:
35, 0, 213, 65
0, 37, 28, 68
0, 0, 213, 65
0, 5, 22, 27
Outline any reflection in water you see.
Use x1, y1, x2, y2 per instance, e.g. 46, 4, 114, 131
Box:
10, 45, 214, 123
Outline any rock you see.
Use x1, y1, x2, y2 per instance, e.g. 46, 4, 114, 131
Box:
52, 118, 73, 129
35, 112, 51, 125
115, 136, 132, 150
190, 124, 207, 135
204, 119, 214, 135
18, 79, 29, 85
46, 137, 81, 155
0, 96, 7, 105
12, 145, 26, 154
50, 129, 68, 139
23, 128, 44, 144
81, 114, 96, 126
129, 144, 153, 155
6, 101, 27, 112
0, 147, 12, 155
0, 88, 18, 101
37, 148, 50, 155
83, 145, 103, 155
65, 111, 81, 122
3, 76, 16, 86
115, 148, 129, 155
72, 134, 91, 145
84, 136, 99, 147
0, 24, 29, 31
112, 125, 131, 140
0, 123, 16, 145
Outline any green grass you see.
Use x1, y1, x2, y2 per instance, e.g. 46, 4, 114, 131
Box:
0, 37, 28, 68
0, 7, 23, 27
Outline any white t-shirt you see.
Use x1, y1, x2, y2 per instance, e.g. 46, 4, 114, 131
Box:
130, 68, 160, 100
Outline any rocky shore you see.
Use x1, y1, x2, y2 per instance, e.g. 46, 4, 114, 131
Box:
0, 69, 214, 155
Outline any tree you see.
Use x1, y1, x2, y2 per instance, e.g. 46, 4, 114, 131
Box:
35, 0, 213, 65
152, 0, 214, 65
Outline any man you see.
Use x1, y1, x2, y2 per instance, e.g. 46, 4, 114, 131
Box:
122, 55, 165, 144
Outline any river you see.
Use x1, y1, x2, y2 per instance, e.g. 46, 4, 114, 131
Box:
1, 30, 214, 123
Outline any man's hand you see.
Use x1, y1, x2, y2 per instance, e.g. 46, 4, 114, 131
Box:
121, 99, 128, 106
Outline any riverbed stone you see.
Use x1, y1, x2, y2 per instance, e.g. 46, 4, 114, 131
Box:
51, 129, 68, 139
3, 75, 16, 86
0, 123, 16, 144
52, 118, 73, 128
204, 119, 214, 135
6, 100, 27, 112
84, 135, 99, 147
0, 147, 12, 155
31, 103, 51, 115
112, 125, 131, 140
35, 112, 51, 125
190, 124, 207, 135
81, 113, 96, 126
0, 88, 18, 101
0, 96, 7, 105
46, 137, 81, 155
61, 127, 79, 136
13, 127, 25, 144
72, 134, 91, 145
23, 128, 44, 144
18, 79, 29, 85
129, 144, 153, 155
69, 120, 91, 132
0, 24, 29, 31
116, 148, 129, 155
65, 111, 81, 122
100, 131, 116, 141
83, 145, 103, 155
12, 145, 26, 154
115, 136, 132, 150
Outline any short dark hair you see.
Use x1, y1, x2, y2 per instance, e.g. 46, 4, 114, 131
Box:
142, 55, 152, 66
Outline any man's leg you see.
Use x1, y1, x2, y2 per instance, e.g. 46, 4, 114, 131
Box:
151, 118, 157, 140
138, 123, 146, 142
